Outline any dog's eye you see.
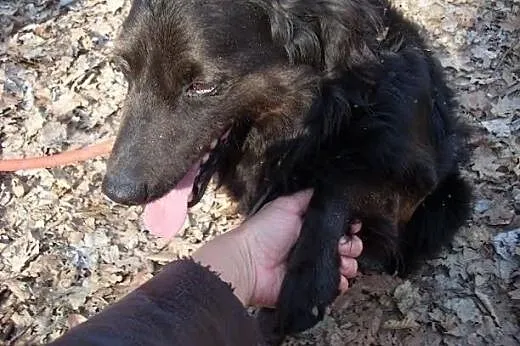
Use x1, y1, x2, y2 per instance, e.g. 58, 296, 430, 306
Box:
186, 82, 217, 97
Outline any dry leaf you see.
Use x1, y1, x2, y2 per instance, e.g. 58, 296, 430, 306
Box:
107, 0, 126, 13
508, 288, 520, 300
444, 298, 480, 323
474, 290, 499, 325
382, 316, 420, 330
49, 92, 84, 116
481, 119, 511, 138
2, 233, 40, 273
499, 16, 520, 32
493, 229, 520, 260
471, 146, 504, 179
10, 178, 27, 198
483, 202, 515, 226
491, 96, 520, 117
458, 90, 489, 111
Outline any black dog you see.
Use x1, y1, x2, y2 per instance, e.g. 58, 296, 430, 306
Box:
102, 0, 472, 341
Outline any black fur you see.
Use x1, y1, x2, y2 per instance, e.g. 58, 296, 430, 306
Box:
102, 0, 472, 342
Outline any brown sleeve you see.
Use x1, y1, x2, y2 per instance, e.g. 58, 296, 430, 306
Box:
49, 259, 266, 346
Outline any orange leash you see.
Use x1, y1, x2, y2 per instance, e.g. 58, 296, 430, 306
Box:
0, 139, 114, 172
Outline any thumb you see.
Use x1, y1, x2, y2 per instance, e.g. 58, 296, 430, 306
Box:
269, 189, 314, 216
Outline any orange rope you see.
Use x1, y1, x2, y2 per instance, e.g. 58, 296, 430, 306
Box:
0, 139, 114, 172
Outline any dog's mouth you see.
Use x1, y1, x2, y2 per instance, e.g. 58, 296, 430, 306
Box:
188, 129, 231, 208
142, 128, 231, 239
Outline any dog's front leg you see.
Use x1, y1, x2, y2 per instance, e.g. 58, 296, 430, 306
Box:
258, 183, 352, 342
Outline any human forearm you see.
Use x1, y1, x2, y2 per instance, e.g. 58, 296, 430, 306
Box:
49, 259, 263, 346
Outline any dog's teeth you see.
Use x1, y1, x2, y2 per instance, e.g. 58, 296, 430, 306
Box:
202, 153, 210, 164
210, 139, 218, 149
221, 129, 231, 139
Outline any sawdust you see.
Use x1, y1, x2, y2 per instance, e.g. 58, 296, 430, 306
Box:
1, 0, 519, 345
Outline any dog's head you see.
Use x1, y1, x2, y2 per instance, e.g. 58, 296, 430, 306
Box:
102, 0, 381, 236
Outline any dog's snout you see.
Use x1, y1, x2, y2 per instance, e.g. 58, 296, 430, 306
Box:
102, 171, 148, 205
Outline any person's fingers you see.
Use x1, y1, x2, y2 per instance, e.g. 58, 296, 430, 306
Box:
350, 220, 362, 234
340, 257, 358, 278
269, 189, 314, 216
338, 235, 363, 257
339, 275, 349, 294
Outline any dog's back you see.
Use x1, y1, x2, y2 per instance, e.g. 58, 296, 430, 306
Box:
214, 0, 473, 338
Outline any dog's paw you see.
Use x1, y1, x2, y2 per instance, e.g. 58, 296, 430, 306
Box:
277, 246, 340, 334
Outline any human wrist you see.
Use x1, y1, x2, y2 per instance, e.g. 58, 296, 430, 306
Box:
192, 228, 255, 306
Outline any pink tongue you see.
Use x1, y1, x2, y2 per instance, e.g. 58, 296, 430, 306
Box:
143, 163, 199, 238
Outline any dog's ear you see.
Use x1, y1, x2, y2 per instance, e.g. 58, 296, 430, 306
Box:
252, 0, 323, 66
253, 0, 384, 73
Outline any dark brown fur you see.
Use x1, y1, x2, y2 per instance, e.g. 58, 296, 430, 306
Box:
102, 0, 472, 342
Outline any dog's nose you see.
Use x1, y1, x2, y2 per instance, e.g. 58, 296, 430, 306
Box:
102, 172, 148, 205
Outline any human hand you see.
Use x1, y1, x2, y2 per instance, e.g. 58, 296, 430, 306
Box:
192, 190, 363, 307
